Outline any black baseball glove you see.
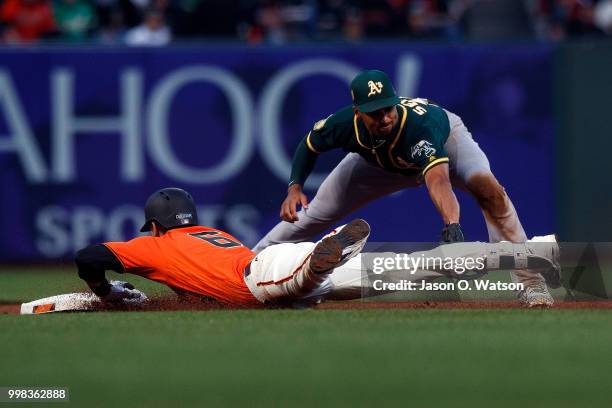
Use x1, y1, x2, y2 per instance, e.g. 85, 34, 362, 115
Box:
441, 223, 464, 243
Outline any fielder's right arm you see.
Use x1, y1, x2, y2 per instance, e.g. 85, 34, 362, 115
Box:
423, 163, 464, 242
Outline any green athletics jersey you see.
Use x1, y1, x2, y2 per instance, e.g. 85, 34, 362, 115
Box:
289, 97, 451, 186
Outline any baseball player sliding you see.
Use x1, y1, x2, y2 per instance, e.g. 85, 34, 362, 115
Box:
75, 188, 561, 308
253, 69, 555, 307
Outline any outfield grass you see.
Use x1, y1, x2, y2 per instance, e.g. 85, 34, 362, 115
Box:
1, 269, 612, 407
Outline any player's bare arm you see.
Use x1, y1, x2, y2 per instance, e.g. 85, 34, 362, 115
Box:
281, 184, 309, 222
424, 162, 460, 227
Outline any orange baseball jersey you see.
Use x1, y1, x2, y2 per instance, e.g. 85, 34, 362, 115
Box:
103, 226, 260, 307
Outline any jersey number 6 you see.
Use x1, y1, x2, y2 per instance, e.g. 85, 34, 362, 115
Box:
189, 231, 242, 248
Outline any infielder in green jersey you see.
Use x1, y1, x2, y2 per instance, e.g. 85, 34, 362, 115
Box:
253, 69, 556, 307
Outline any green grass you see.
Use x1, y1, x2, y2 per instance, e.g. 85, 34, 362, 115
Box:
0, 267, 173, 303
1, 269, 612, 407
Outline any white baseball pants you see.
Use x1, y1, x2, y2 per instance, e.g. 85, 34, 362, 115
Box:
244, 240, 553, 305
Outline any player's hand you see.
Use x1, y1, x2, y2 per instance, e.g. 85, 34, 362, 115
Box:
441, 223, 464, 243
280, 184, 309, 222
103, 280, 148, 304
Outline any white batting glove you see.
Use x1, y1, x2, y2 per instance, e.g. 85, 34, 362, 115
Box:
103, 280, 148, 304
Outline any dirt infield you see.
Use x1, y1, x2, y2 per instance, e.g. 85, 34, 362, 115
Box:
4, 298, 612, 314
0, 304, 20, 314
319, 300, 612, 310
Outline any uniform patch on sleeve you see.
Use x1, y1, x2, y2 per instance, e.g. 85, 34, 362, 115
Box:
411, 140, 436, 159
313, 115, 331, 131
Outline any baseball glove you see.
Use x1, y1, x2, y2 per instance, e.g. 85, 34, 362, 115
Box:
441, 223, 464, 243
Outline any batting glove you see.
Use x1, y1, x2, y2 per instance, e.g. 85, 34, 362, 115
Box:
441, 223, 465, 243
103, 280, 148, 304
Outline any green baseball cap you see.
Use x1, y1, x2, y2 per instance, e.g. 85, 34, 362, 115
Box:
350, 70, 400, 113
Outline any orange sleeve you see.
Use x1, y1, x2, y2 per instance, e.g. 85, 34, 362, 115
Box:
103, 236, 165, 277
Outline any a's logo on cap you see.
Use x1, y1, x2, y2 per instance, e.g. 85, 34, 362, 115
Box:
367, 80, 383, 97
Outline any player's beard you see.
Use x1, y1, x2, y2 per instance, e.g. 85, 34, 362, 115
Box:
373, 120, 396, 138
378, 123, 394, 136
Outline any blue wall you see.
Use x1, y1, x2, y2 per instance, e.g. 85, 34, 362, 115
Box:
0, 45, 554, 261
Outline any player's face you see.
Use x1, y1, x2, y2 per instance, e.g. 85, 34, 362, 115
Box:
359, 105, 398, 137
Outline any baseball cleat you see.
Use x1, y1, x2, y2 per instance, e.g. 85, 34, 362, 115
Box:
308, 219, 370, 274
527, 234, 562, 289
518, 282, 555, 308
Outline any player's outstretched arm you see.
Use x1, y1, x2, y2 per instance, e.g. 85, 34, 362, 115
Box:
424, 163, 462, 240
74, 244, 145, 304
75, 245, 147, 303
280, 184, 309, 222
75, 244, 122, 297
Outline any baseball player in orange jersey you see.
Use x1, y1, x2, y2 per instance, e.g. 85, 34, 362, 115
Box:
75, 187, 374, 307
75, 187, 561, 307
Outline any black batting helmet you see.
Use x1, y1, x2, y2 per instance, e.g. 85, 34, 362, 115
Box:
140, 187, 198, 232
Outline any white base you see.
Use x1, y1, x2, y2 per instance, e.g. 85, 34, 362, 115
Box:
20, 293, 101, 315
